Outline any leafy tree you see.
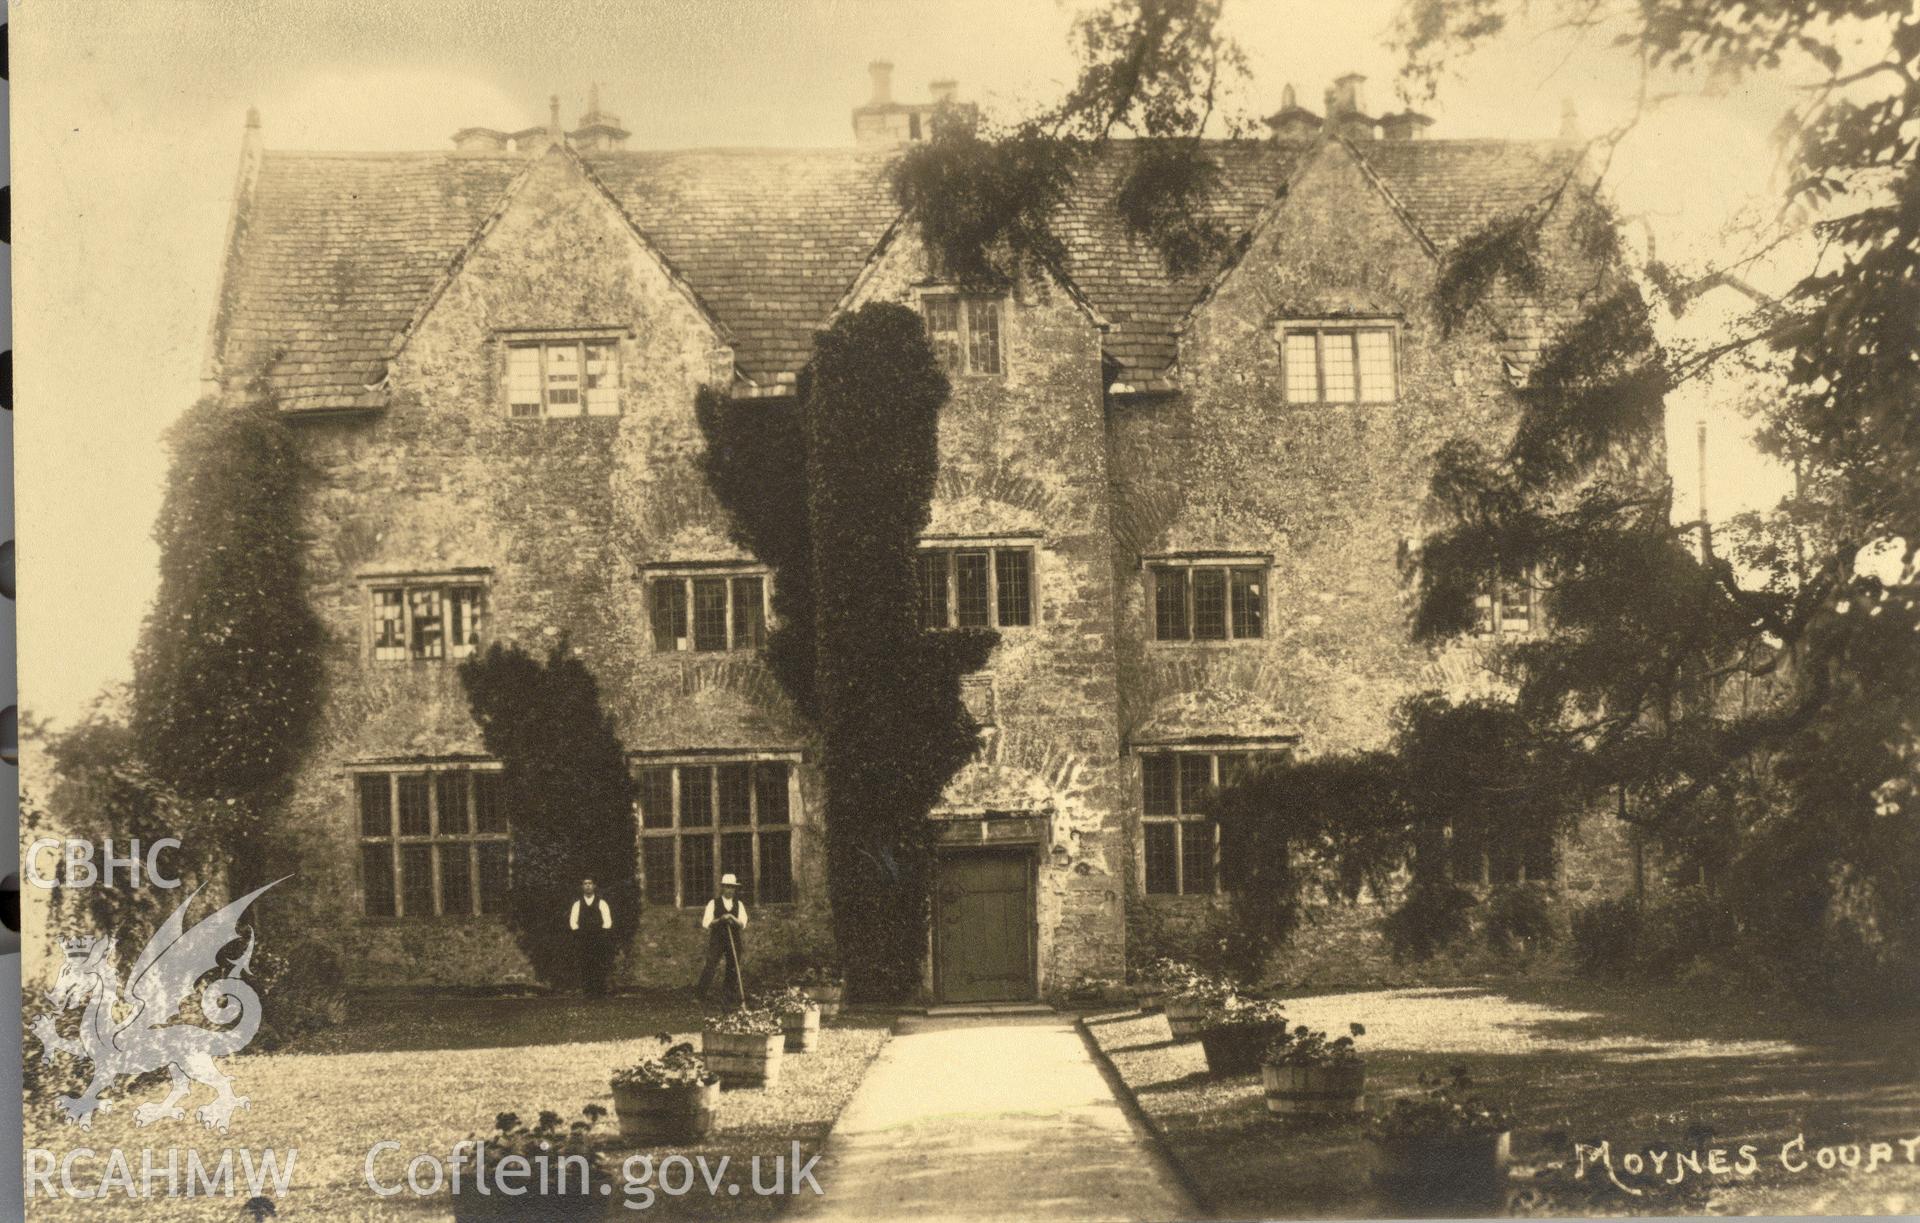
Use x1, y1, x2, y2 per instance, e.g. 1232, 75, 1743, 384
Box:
460, 642, 638, 987
892, 0, 1248, 280
1217, 0, 1920, 1006
130, 396, 325, 895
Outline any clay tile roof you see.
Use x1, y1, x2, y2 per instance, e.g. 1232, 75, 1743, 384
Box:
216, 137, 1581, 409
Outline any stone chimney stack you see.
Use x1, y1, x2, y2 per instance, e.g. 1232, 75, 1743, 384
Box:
852, 61, 961, 147
1324, 72, 1376, 140
1558, 98, 1583, 145
1264, 82, 1323, 141
451, 126, 510, 154
571, 83, 632, 152
1379, 109, 1435, 140
868, 60, 895, 106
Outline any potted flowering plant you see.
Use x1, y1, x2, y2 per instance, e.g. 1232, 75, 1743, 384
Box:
1368, 1066, 1514, 1206
756, 986, 822, 1053
790, 963, 846, 1018
1130, 957, 1197, 1012
1262, 1023, 1366, 1116
610, 1039, 720, 1144
701, 1007, 786, 1088
452, 1106, 611, 1221
1195, 997, 1288, 1075
1158, 965, 1235, 1041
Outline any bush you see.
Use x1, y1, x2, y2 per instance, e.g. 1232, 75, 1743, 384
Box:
250, 938, 348, 1051
1571, 895, 1642, 975
1573, 889, 1738, 981
1484, 882, 1560, 954
1383, 882, 1479, 961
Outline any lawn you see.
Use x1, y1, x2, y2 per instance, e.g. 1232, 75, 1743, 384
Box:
24, 991, 891, 1221
1085, 979, 1920, 1219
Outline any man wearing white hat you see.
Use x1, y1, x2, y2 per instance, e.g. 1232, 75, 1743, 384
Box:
695, 873, 749, 1005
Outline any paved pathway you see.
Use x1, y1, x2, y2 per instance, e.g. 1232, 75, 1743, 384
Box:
792, 1014, 1195, 1222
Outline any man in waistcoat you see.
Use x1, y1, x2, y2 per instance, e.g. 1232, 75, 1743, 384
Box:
568, 877, 614, 996
694, 873, 749, 1006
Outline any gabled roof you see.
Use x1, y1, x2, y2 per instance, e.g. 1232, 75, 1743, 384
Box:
211, 136, 1580, 411
582, 150, 900, 383
1054, 141, 1309, 383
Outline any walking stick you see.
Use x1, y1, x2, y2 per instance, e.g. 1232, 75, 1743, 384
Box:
724, 920, 746, 1011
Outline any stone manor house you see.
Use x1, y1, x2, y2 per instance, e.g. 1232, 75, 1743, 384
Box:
205, 67, 1637, 1000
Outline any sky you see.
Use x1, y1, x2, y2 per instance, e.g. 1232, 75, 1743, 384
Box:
12, 0, 1817, 727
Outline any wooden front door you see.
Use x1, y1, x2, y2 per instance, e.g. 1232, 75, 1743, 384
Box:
935, 851, 1036, 1003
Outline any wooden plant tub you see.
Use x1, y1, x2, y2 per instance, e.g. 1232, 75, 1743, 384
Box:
702, 1028, 785, 1088
1199, 1023, 1285, 1076
779, 1004, 821, 1053
611, 1078, 721, 1144
1370, 1129, 1512, 1210
811, 984, 845, 1019
1262, 1063, 1366, 1115
1163, 997, 1211, 1041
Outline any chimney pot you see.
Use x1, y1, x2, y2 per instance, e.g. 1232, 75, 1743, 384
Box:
245, 105, 261, 130
868, 60, 895, 106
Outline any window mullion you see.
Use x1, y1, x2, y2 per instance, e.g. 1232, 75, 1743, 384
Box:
986, 548, 1000, 628
1210, 754, 1222, 895
958, 301, 971, 375
536, 344, 549, 416
945, 552, 957, 628
670, 767, 683, 907
1314, 331, 1326, 402
428, 768, 442, 916
387, 774, 404, 916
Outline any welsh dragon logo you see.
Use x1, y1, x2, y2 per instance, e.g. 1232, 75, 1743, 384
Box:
32, 879, 283, 1131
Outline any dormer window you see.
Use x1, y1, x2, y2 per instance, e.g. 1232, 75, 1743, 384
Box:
923, 296, 1003, 376
1280, 323, 1397, 403
505, 336, 621, 418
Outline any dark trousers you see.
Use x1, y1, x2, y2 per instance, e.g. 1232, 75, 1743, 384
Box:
575, 932, 611, 996
695, 925, 745, 1004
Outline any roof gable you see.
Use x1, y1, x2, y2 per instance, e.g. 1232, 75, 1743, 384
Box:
211, 136, 1583, 410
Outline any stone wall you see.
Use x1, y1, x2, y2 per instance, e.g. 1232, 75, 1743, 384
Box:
280, 148, 820, 987
847, 229, 1127, 991
1109, 140, 1643, 985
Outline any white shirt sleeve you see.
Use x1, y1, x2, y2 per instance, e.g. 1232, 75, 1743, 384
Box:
598, 899, 612, 928
700, 900, 716, 930
568, 900, 581, 931
735, 902, 749, 929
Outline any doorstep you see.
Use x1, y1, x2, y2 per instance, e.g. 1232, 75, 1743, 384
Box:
921, 1002, 1056, 1017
